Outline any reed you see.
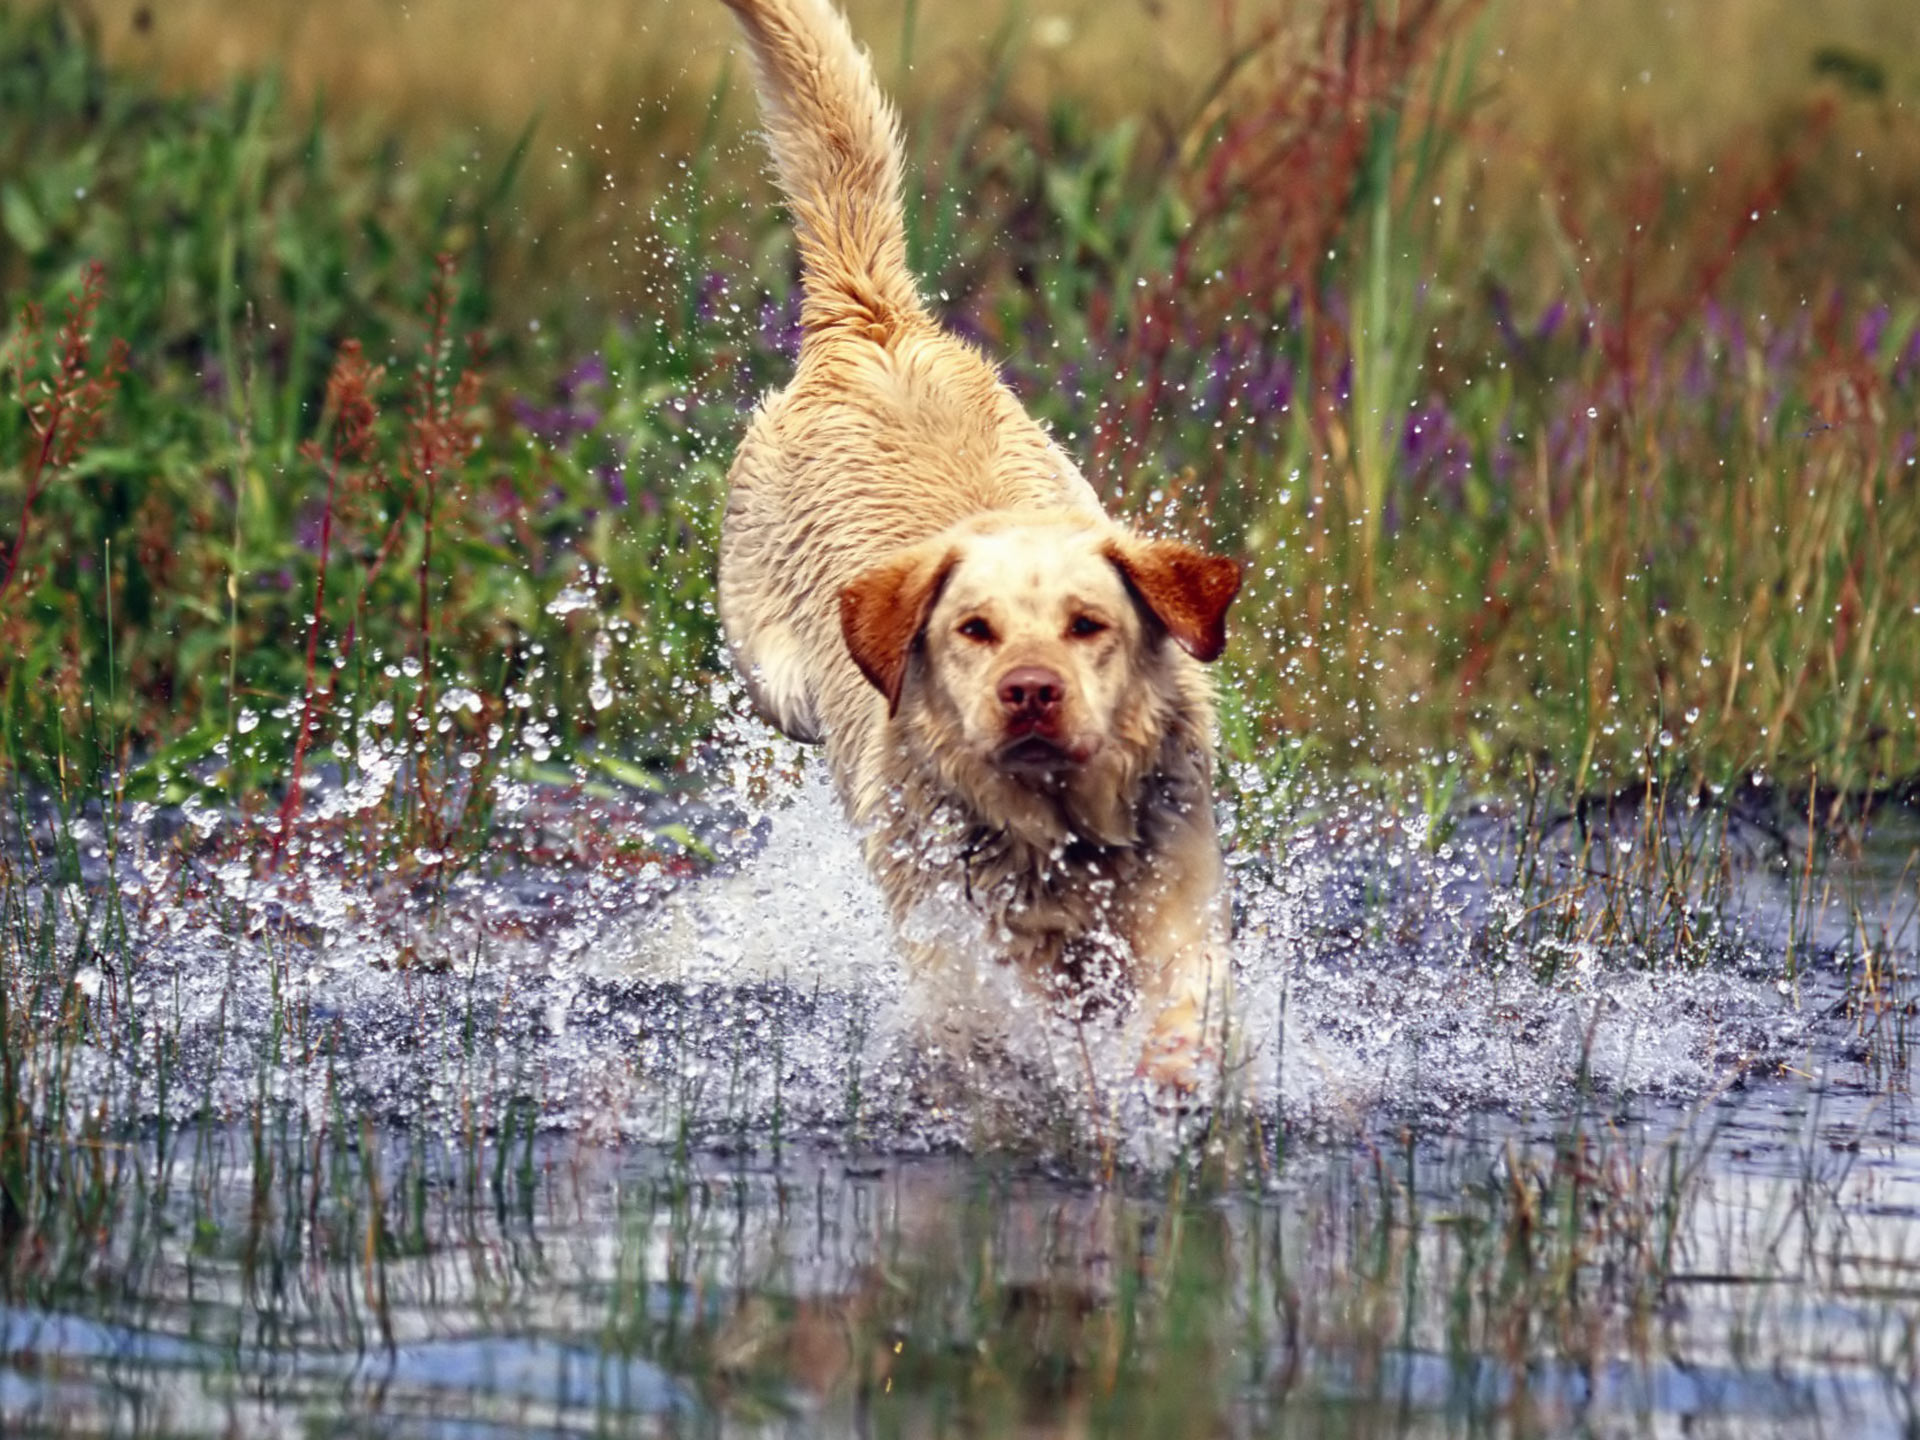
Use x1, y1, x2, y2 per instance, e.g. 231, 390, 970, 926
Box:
2, 1, 1915, 814
0, 11, 1914, 1429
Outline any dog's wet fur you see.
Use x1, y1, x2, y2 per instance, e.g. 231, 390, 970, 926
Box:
715, 0, 1242, 1090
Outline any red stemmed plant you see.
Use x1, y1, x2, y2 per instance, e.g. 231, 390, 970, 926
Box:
1, 262, 128, 601
276, 340, 386, 852
398, 254, 484, 850
272, 254, 483, 862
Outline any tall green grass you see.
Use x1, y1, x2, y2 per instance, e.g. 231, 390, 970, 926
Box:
0, 10, 1915, 1432
3, 0, 1916, 819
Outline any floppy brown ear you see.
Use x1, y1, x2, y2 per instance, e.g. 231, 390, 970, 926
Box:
839, 544, 958, 715
1104, 535, 1242, 663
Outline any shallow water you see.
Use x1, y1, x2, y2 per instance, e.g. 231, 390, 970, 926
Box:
2, 750, 1915, 1435
45, 765, 1876, 1141
3, 1087, 1916, 1437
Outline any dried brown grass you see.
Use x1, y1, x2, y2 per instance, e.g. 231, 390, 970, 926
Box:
78, 0, 1920, 162
69, 0, 1920, 333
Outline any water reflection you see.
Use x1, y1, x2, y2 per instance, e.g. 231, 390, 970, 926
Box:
2, 767, 1915, 1434
4, 1076, 1917, 1438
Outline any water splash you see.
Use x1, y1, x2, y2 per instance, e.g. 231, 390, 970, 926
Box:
12, 722, 1896, 1164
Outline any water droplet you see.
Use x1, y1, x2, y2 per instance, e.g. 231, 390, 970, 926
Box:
546, 584, 595, 617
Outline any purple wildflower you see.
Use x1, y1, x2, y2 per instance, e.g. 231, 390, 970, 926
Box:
1857, 305, 1891, 358
1486, 282, 1515, 338
694, 271, 728, 325
512, 396, 603, 445
512, 352, 607, 445
294, 501, 325, 554
1535, 299, 1567, 347
1895, 327, 1920, 390
597, 462, 630, 508
758, 291, 803, 362
1400, 399, 1472, 514
1252, 353, 1294, 420
561, 354, 608, 397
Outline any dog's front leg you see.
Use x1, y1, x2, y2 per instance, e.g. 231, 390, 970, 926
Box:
1125, 826, 1231, 1094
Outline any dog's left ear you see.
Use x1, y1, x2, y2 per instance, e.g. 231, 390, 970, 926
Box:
839, 543, 958, 715
1104, 535, 1242, 663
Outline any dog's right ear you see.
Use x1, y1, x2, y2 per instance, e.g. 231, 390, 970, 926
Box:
839, 544, 958, 716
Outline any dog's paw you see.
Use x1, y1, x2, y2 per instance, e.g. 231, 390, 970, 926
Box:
1136, 999, 1217, 1100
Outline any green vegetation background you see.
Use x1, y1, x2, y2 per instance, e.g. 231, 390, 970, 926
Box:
2, 0, 1916, 825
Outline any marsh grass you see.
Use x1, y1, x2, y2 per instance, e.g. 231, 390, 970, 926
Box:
2, 1, 1916, 808
1, 684, 1917, 1432
14, 1015, 1917, 1436
1, 3, 1919, 1431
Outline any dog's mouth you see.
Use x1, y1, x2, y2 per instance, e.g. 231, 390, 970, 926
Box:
995, 733, 1089, 775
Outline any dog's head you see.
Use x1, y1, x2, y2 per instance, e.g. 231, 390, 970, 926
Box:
839, 512, 1240, 841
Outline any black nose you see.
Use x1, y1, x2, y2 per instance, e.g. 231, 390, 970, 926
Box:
997, 666, 1064, 717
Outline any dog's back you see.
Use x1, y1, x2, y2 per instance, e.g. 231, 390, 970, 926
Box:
718, 0, 1100, 746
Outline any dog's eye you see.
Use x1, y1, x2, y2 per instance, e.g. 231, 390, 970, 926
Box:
957, 617, 995, 643
1067, 615, 1108, 639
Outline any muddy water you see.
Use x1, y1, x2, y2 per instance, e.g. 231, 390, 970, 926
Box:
2, 762, 1915, 1436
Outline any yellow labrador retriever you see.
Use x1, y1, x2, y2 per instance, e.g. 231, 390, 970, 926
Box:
716, 0, 1241, 1090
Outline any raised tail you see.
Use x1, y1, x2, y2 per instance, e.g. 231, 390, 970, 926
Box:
719, 0, 923, 337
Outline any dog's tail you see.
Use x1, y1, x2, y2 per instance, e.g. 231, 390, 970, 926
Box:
719, 0, 922, 338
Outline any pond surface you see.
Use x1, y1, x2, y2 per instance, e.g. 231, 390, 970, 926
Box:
2, 760, 1915, 1436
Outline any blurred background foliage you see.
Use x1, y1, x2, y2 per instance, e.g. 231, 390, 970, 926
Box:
1, 0, 1916, 817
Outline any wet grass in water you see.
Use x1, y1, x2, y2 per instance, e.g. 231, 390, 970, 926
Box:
3, 749, 1916, 1433
2, 0, 1919, 1434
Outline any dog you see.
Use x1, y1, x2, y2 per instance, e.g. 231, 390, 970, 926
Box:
715, 0, 1242, 1091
